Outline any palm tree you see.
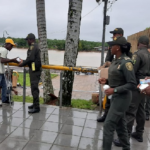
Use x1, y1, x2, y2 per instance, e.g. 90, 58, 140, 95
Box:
36, 0, 54, 103
62, 0, 83, 106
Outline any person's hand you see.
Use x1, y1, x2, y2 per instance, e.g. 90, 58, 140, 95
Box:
98, 78, 107, 84
14, 90, 18, 95
141, 84, 150, 95
137, 84, 141, 88
105, 88, 114, 96
145, 77, 150, 80
13, 58, 19, 63
19, 59, 23, 66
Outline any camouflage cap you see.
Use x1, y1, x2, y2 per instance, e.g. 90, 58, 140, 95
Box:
138, 36, 149, 45
110, 28, 124, 35
25, 33, 35, 40
107, 37, 127, 46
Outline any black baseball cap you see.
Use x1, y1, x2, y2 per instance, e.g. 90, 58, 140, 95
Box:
138, 36, 149, 45
107, 37, 127, 46
25, 33, 36, 40
110, 28, 124, 35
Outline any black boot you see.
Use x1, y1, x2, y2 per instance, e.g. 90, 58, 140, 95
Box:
97, 114, 107, 122
28, 104, 34, 109
146, 115, 149, 121
113, 139, 122, 147
28, 107, 40, 113
131, 132, 143, 142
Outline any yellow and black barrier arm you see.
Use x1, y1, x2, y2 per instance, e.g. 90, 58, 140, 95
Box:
8, 63, 98, 73
7, 62, 100, 108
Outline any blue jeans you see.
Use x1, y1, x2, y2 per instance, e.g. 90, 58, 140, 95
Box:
0, 74, 7, 102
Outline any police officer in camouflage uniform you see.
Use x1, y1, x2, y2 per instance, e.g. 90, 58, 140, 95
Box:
97, 28, 132, 122
19, 33, 42, 113
99, 37, 136, 150
114, 36, 150, 146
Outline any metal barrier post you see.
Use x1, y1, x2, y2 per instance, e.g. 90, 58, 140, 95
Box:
23, 67, 26, 105
99, 84, 103, 116
59, 72, 63, 108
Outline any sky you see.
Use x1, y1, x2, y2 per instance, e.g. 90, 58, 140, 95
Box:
0, 0, 150, 42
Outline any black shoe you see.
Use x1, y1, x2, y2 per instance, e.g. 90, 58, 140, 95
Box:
131, 132, 143, 142
97, 115, 106, 122
113, 139, 122, 147
146, 115, 149, 121
28, 107, 40, 113
28, 104, 34, 109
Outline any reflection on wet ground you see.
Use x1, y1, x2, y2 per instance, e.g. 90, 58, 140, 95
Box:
0, 102, 149, 150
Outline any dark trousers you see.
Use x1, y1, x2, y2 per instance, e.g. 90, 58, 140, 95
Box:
103, 93, 130, 150
126, 90, 146, 136
105, 90, 146, 137
145, 96, 150, 116
29, 69, 41, 108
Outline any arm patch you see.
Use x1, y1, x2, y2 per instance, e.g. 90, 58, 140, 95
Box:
132, 54, 137, 64
125, 62, 133, 71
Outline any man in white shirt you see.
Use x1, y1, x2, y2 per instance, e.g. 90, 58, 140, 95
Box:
0, 39, 18, 105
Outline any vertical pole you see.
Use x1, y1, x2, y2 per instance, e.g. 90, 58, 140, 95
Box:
99, 0, 108, 115
59, 72, 63, 108
23, 67, 26, 105
101, 0, 108, 66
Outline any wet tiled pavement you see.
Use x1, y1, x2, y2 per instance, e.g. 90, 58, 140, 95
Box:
0, 102, 150, 150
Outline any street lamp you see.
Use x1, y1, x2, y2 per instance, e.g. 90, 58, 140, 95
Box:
2, 31, 9, 46
3, 30, 9, 39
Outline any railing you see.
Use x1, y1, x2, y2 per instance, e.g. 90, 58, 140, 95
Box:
8, 63, 98, 73
8, 63, 102, 113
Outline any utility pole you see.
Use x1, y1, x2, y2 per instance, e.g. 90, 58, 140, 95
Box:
96, 0, 109, 115
101, 0, 108, 66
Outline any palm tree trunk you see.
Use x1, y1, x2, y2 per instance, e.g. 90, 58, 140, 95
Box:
62, 0, 83, 106
36, 0, 54, 103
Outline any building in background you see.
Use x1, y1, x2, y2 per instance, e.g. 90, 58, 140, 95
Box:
127, 28, 150, 53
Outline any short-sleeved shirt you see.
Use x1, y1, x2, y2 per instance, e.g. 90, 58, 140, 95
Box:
0, 47, 8, 74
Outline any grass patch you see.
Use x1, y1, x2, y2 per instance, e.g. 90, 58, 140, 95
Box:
13, 95, 44, 104
13, 96, 97, 110
17, 73, 58, 86
71, 99, 97, 110
17, 73, 30, 87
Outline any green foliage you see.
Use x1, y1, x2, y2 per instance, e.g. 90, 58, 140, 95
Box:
17, 73, 58, 86
71, 99, 97, 110
145, 27, 150, 30
0, 37, 105, 51
78, 40, 102, 51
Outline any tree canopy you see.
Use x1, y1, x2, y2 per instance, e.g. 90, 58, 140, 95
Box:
0, 37, 107, 52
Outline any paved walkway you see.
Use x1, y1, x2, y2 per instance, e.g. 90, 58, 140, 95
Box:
0, 102, 149, 150
16, 74, 99, 100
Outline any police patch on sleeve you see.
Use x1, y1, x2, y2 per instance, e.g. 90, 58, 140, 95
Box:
125, 62, 133, 71
30, 46, 33, 50
132, 54, 137, 64
113, 37, 117, 41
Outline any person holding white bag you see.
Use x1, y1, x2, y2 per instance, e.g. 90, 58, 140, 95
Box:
99, 37, 136, 150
